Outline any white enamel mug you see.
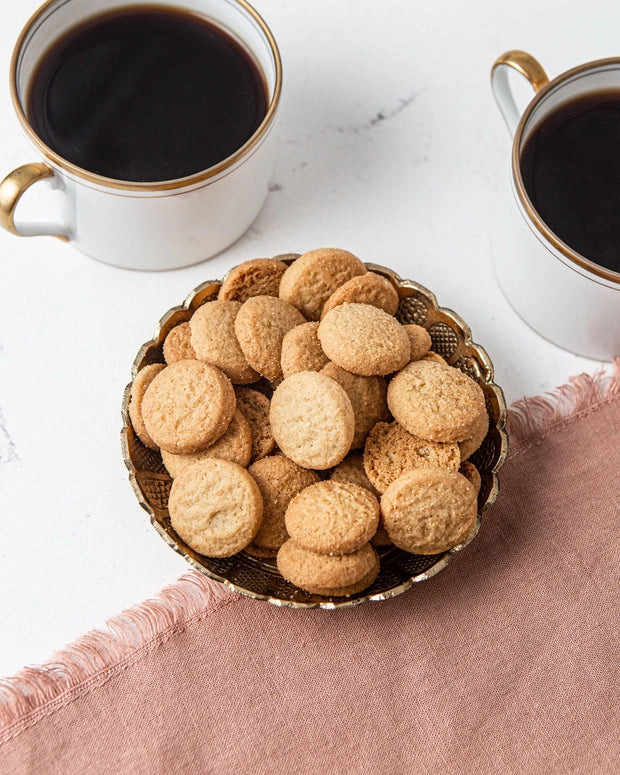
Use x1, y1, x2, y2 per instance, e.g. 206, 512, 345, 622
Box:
491, 50, 620, 361
0, 0, 282, 270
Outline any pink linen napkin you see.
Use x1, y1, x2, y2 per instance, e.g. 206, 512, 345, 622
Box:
1, 363, 619, 775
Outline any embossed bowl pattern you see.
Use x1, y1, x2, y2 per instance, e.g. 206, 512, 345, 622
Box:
121, 257, 509, 609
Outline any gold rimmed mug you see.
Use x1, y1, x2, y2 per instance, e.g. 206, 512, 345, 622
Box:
491, 50, 620, 360
0, 0, 282, 270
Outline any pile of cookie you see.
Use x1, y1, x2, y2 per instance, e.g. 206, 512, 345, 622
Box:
128, 248, 489, 598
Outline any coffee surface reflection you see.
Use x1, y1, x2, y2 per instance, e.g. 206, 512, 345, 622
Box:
27, 6, 268, 182
520, 90, 620, 274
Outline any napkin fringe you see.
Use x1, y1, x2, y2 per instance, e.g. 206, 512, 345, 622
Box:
0, 571, 234, 740
1, 359, 619, 739
507, 357, 620, 447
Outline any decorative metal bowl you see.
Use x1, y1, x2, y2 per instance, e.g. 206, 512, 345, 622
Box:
121, 256, 508, 609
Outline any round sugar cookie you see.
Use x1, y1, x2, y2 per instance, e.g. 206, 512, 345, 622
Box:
190, 300, 259, 384
317, 303, 411, 376
248, 455, 320, 551
244, 542, 278, 558
277, 540, 378, 591
280, 321, 329, 378
141, 359, 236, 454
285, 480, 379, 555
218, 257, 288, 302
163, 322, 196, 364
269, 371, 355, 470
128, 362, 165, 450
387, 360, 487, 443
301, 559, 380, 597
169, 458, 263, 557
380, 466, 477, 555
422, 351, 448, 365
330, 453, 391, 546
459, 460, 482, 495
458, 406, 490, 461
160, 409, 252, 477
370, 524, 393, 547
331, 452, 380, 497
363, 420, 460, 493
235, 386, 275, 462
321, 272, 399, 318
279, 247, 367, 321
320, 361, 389, 449
234, 295, 306, 383
402, 323, 432, 361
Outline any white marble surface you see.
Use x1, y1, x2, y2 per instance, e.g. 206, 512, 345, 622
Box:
0, 0, 615, 678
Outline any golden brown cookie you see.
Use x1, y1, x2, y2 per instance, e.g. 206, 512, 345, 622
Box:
402, 323, 432, 361
141, 359, 236, 454
169, 458, 263, 557
321, 272, 399, 318
320, 362, 389, 449
387, 360, 487, 443
218, 257, 288, 302
248, 455, 320, 552
330, 451, 380, 497
285, 481, 380, 555
244, 542, 278, 558
370, 524, 393, 548
160, 409, 252, 476
163, 322, 196, 364
278, 248, 367, 321
380, 466, 477, 555
458, 406, 490, 461
269, 371, 355, 469
235, 386, 275, 461
363, 420, 460, 493
128, 363, 165, 450
277, 540, 378, 592
234, 295, 306, 383
459, 460, 482, 495
421, 351, 448, 365
300, 559, 380, 597
280, 322, 330, 378
189, 300, 259, 384
329, 454, 391, 546
317, 303, 411, 376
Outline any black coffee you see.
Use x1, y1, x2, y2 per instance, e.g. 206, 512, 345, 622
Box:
520, 90, 620, 274
27, 6, 268, 182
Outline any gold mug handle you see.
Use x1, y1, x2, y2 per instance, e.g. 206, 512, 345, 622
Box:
0, 162, 69, 240
491, 50, 549, 135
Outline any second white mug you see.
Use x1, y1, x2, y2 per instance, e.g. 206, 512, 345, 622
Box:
491, 50, 620, 361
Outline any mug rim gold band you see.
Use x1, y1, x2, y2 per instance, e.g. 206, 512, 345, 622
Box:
9, 0, 283, 193
511, 56, 620, 286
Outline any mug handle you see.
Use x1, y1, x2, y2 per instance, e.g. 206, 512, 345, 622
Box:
491, 50, 549, 135
0, 162, 69, 241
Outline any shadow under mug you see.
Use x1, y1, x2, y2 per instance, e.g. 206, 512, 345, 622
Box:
0, 0, 282, 271
491, 50, 620, 361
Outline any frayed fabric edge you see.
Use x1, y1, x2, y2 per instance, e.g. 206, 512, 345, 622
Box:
1, 359, 619, 740
0, 572, 236, 742
507, 357, 620, 449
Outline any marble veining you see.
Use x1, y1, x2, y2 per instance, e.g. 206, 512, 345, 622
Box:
0, 407, 19, 473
